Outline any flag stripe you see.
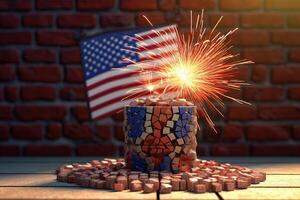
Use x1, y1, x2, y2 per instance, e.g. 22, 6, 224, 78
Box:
89, 76, 162, 102
137, 32, 176, 48
82, 25, 178, 120
137, 38, 177, 52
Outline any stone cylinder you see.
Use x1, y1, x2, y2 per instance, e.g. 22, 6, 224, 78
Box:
124, 105, 198, 173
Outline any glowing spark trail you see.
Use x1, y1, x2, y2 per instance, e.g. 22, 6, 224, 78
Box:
125, 11, 252, 131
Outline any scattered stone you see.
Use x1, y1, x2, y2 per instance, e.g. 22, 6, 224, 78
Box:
143, 183, 154, 193
56, 158, 266, 194
160, 183, 172, 194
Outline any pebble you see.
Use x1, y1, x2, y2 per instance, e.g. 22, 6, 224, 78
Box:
160, 183, 172, 194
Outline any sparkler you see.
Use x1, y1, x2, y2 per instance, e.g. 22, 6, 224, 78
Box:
124, 10, 252, 131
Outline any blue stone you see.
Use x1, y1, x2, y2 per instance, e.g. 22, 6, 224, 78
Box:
175, 130, 182, 138
179, 107, 187, 114
131, 153, 148, 172
175, 126, 181, 132
176, 120, 182, 127
159, 156, 171, 171
182, 113, 189, 120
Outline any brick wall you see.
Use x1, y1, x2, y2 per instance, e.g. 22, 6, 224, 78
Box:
1, 0, 300, 157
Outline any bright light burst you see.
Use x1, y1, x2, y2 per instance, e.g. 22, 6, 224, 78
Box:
124, 10, 252, 131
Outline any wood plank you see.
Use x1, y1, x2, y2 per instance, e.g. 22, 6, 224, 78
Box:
0, 174, 72, 187
2, 162, 300, 174
251, 175, 300, 188
0, 163, 59, 174
0, 174, 299, 188
160, 191, 218, 200
243, 163, 300, 174
0, 187, 156, 200
219, 188, 300, 200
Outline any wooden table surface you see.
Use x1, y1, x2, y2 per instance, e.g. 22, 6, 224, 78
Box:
0, 157, 299, 200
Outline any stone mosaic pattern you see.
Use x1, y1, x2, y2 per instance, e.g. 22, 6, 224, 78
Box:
124, 106, 198, 173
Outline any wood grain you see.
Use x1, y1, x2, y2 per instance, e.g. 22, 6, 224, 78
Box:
0, 157, 299, 200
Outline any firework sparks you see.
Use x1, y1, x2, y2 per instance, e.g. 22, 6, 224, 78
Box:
124, 10, 252, 131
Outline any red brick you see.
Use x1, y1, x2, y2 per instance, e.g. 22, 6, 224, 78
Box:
21, 86, 56, 101
0, 49, 19, 63
272, 31, 300, 46
23, 49, 55, 63
60, 48, 81, 64
231, 31, 269, 47
0, 65, 15, 81
243, 86, 284, 101
288, 87, 300, 100
293, 126, 300, 140
203, 126, 222, 142
77, 0, 114, 10
47, 123, 62, 140
96, 125, 112, 141
120, 0, 157, 11
265, 0, 300, 11
100, 14, 133, 28
58, 14, 96, 28
136, 12, 166, 27
65, 66, 84, 83
227, 105, 257, 120
0, 31, 31, 44
15, 105, 66, 121
37, 31, 76, 46
12, 124, 43, 140
223, 124, 243, 141
288, 49, 300, 62
252, 65, 267, 82
197, 146, 206, 156
114, 125, 124, 141
77, 144, 117, 156
0, 14, 19, 28
253, 145, 300, 156
4, 86, 18, 101
235, 65, 249, 81
259, 106, 300, 120
23, 14, 53, 27
211, 144, 249, 156
0, 88, 3, 101
118, 145, 124, 157
0, 124, 9, 140
243, 48, 284, 64
208, 14, 238, 28
287, 15, 300, 28
246, 125, 290, 141
0, 0, 31, 11
19, 66, 61, 83
60, 86, 86, 100
179, 0, 216, 10
220, 0, 262, 11
25, 145, 72, 156
72, 106, 90, 121
159, 0, 176, 10
112, 111, 124, 122
36, 0, 73, 10
272, 66, 300, 83
241, 14, 284, 28
64, 124, 92, 140
0, 105, 13, 119
0, 145, 20, 156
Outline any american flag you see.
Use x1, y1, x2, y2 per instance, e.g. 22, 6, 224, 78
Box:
80, 25, 178, 120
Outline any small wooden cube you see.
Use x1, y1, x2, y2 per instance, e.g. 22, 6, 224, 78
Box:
194, 184, 206, 193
